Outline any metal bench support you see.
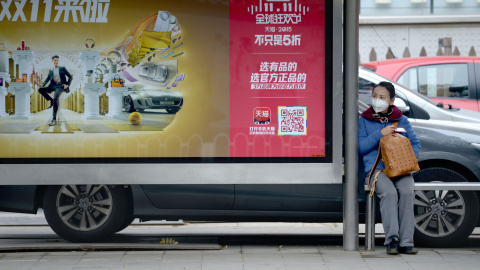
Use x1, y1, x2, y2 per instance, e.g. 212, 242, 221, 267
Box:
365, 192, 376, 251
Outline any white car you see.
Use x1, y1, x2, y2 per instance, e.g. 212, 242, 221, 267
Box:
139, 64, 168, 82
359, 67, 480, 125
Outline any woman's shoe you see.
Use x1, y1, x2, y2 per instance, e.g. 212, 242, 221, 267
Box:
399, 246, 418, 255
386, 240, 399, 255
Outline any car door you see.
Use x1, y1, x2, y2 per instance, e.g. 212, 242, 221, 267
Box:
475, 60, 480, 112
140, 185, 234, 210
233, 184, 343, 212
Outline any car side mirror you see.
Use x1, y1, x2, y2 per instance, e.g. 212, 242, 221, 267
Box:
394, 98, 410, 115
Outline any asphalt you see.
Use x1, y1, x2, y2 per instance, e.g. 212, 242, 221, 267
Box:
1, 211, 480, 269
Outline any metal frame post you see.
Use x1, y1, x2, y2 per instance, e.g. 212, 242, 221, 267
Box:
365, 193, 376, 251
343, 0, 360, 251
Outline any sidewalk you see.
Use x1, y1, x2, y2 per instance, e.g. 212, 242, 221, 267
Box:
1, 245, 480, 270
1, 212, 480, 269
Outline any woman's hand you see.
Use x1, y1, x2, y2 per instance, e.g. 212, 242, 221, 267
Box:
381, 125, 396, 136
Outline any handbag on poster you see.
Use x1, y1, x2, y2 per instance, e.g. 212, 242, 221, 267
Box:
368, 121, 420, 196
111, 74, 124, 87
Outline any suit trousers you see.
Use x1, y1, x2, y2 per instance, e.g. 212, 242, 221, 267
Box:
366, 171, 415, 247
39, 84, 64, 119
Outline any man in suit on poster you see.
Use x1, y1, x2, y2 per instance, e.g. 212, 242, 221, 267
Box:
39, 55, 73, 126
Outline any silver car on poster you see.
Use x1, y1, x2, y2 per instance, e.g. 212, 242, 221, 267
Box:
123, 87, 183, 114
138, 64, 168, 82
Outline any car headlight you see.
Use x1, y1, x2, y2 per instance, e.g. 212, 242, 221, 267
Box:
471, 143, 480, 152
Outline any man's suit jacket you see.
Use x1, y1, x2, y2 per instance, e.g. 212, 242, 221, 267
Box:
42, 66, 73, 92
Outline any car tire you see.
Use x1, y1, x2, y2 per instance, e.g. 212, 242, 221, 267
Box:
124, 96, 135, 113
43, 185, 128, 243
116, 197, 135, 233
116, 216, 135, 233
166, 108, 179, 114
413, 167, 479, 247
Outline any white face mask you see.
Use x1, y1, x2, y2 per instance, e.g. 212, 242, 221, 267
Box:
371, 98, 389, 113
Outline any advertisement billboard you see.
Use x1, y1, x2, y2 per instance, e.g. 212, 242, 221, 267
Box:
230, 0, 326, 158
0, 0, 339, 184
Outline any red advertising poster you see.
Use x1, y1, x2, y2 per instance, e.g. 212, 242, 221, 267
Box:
229, 0, 326, 157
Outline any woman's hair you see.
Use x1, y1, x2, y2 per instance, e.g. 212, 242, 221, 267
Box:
373, 81, 395, 100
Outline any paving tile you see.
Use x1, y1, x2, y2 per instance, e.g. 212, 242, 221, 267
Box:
322, 263, 370, 270
368, 264, 412, 270
1, 254, 42, 261
121, 253, 164, 262
74, 261, 126, 268
157, 261, 202, 270
38, 255, 83, 262
163, 250, 205, 255
281, 253, 325, 265
278, 245, 321, 254
44, 251, 86, 256
201, 266, 244, 270
243, 264, 286, 270
2, 251, 46, 256
81, 251, 125, 257
407, 262, 455, 270
124, 250, 165, 255
202, 253, 243, 262
317, 245, 344, 251
434, 250, 480, 263
243, 253, 283, 260
113, 261, 163, 269
0, 260, 37, 269
158, 253, 203, 269
203, 247, 242, 254
451, 262, 480, 268
74, 267, 134, 270
202, 259, 245, 270
31, 261, 81, 270
241, 245, 281, 254
398, 250, 441, 262
286, 266, 328, 270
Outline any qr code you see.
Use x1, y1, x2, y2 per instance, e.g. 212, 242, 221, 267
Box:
278, 106, 307, 136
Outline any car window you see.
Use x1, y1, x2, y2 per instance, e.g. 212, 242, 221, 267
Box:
359, 77, 375, 105
397, 67, 418, 93
416, 64, 469, 99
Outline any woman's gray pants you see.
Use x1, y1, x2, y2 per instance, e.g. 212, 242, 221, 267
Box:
366, 171, 415, 247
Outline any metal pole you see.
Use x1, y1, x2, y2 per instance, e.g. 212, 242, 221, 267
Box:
365, 194, 376, 251
343, 0, 359, 251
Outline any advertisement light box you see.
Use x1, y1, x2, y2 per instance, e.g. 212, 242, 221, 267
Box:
0, 0, 334, 164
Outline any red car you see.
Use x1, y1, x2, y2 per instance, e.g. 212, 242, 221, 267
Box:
363, 56, 480, 112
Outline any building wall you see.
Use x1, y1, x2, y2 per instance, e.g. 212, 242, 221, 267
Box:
359, 16, 480, 63
360, 0, 480, 16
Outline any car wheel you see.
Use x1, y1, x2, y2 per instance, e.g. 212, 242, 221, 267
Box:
116, 196, 134, 233
124, 96, 135, 113
43, 185, 128, 243
166, 108, 179, 114
116, 216, 135, 233
413, 167, 479, 247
